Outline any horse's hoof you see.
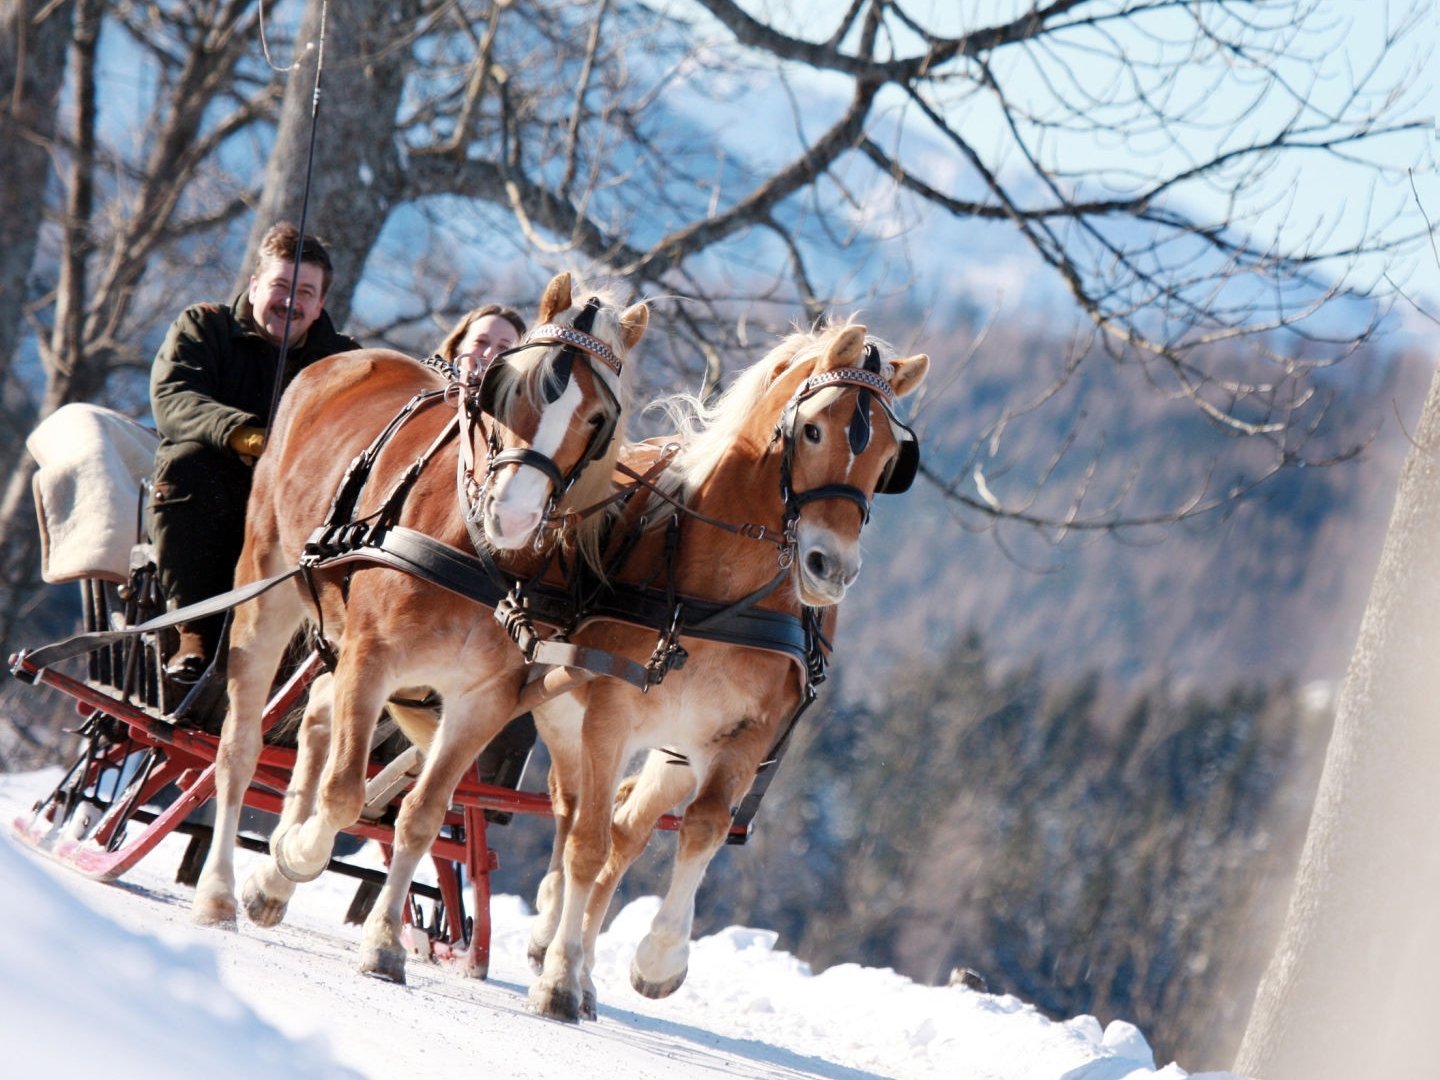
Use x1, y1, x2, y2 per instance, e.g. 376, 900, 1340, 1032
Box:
359, 944, 408, 985
581, 988, 598, 1021
631, 959, 687, 999
241, 877, 289, 928
272, 827, 326, 884
528, 983, 583, 1023
526, 938, 548, 976
192, 893, 239, 930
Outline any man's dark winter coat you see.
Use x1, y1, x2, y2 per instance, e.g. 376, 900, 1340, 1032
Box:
150, 291, 360, 463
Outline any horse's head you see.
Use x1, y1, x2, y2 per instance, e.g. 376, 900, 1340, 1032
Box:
769, 323, 929, 606
477, 271, 648, 554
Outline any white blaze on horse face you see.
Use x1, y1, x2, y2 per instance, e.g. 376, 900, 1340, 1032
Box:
484, 374, 584, 548
791, 389, 867, 607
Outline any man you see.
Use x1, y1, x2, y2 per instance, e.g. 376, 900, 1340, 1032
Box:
149, 223, 360, 681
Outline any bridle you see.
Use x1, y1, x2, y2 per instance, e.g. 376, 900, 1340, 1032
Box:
600, 342, 922, 577
459, 296, 624, 532
774, 343, 920, 533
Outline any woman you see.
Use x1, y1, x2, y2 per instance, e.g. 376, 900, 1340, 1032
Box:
435, 303, 526, 382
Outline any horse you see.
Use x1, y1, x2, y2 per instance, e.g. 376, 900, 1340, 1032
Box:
190, 272, 649, 988
524, 321, 930, 1021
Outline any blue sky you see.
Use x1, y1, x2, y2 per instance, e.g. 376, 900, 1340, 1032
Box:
692, 0, 1440, 317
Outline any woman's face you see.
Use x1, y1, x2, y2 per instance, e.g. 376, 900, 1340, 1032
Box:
456, 314, 520, 375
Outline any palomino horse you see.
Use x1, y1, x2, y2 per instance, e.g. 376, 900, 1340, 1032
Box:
191, 273, 648, 985
526, 322, 929, 1021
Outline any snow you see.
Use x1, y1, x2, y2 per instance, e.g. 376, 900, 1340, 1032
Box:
0, 769, 1245, 1080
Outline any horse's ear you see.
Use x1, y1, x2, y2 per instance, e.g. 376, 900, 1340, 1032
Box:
619, 301, 649, 352
823, 324, 868, 371
888, 353, 930, 398
538, 272, 574, 324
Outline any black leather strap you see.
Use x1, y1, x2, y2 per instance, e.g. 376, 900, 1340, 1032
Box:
579, 580, 812, 669
14, 566, 303, 674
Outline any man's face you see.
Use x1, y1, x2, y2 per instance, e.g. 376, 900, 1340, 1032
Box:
456, 314, 520, 378
247, 259, 327, 346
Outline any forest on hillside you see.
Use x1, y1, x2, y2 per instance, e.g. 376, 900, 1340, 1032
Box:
835, 321, 1431, 697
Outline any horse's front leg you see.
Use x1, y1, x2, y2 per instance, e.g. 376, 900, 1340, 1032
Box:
583, 750, 697, 1001
269, 651, 386, 887
192, 587, 303, 927
630, 738, 766, 1000
530, 693, 630, 1022
242, 671, 334, 927
358, 682, 521, 983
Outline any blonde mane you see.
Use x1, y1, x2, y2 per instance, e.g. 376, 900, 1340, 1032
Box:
656, 318, 882, 502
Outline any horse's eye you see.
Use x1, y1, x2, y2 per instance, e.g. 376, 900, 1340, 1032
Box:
803, 422, 822, 443
587, 411, 606, 428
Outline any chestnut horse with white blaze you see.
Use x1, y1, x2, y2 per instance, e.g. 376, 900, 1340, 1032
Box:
526, 322, 929, 1021
190, 274, 648, 985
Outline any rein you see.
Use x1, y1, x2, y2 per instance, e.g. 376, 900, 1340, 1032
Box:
611, 456, 793, 557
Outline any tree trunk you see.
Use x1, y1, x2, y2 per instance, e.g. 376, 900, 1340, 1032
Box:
0, 0, 74, 380
235, 0, 420, 326
0, 0, 102, 656
1235, 367, 1440, 1077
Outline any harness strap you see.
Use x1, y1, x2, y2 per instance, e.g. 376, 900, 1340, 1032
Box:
488, 447, 564, 493
727, 688, 820, 844
308, 524, 512, 609
577, 581, 814, 669
322, 388, 450, 532
307, 527, 654, 691
612, 459, 789, 551
13, 565, 304, 676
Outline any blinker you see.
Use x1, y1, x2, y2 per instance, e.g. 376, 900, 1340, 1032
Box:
476, 357, 510, 418
543, 351, 574, 404
877, 427, 919, 494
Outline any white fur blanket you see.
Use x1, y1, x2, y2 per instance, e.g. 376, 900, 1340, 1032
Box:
27, 403, 159, 584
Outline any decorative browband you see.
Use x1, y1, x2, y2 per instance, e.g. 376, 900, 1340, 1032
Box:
797, 366, 895, 402
525, 323, 623, 376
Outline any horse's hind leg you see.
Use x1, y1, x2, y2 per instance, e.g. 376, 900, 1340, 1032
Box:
358, 692, 518, 983
527, 693, 585, 974
241, 671, 334, 927
192, 583, 306, 927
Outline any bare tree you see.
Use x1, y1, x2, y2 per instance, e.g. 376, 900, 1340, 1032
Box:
1, 0, 1429, 715
366, 0, 1433, 521
681, 0, 1431, 533
236, 0, 429, 326
0, 0, 270, 645
0, 0, 74, 385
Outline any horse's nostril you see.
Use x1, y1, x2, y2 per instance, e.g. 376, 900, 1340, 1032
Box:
805, 550, 829, 578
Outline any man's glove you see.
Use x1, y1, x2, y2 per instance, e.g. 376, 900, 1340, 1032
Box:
227, 425, 267, 463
